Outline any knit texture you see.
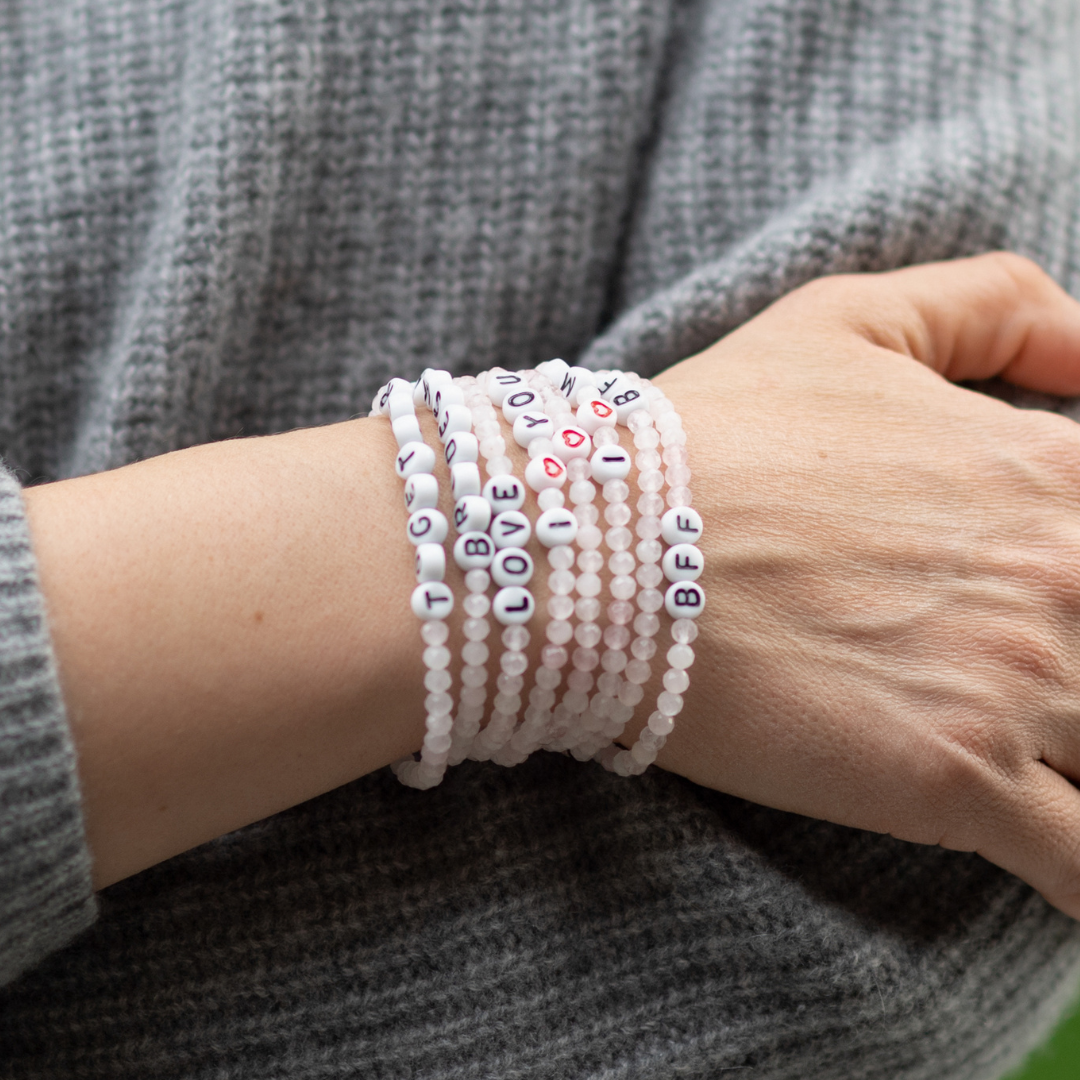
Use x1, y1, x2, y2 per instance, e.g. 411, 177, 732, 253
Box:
1, 0, 1080, 1076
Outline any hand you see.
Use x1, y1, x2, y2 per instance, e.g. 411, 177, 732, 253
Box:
649, 253, 1080, 919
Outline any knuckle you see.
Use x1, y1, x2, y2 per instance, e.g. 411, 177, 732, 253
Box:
973, 250, 1058, 304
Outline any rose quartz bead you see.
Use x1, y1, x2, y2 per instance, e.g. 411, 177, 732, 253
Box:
421, 621, 450, 646
569, 480, 595, 504
631, 635, 656, 660
635, 449, 662, 471
592, 425, 619, 447
608, 600, 635, 624
609, 550, 635, 575
572, 647, 600, 671
636, 516, 662, 541
638, 469, 664, 493
577, 549, 604, 573
606, 526, 632, 550
601, 650, 627, 673
576, 596, 601, 621
666, 464, 692, 487
604, 502, 632, 526
636, 538, 662, 562
548, 594, 575, 619
425, 669, 452, 692
577, 525, 602, 549
575, 621, 603, 647
548, 545, 575, 570
664, 668, 690, 694
634, 611, 660, 637
619, 681, 645, 707
549, 569, 575, 594
462, 641, 489, 665
636, 563, 664, 588
667, 643, 695, 669
610, 575, 636, 600
672, 618, 700, 644
574, 503, 600, 526
461, 666, 488, 687
542, 644, 568, 667
566, 457, 591, 482
637, 588, 664, 613
604, 624, 631, 649
576, 572, 602, 597
657, 691, 684, 717
535, 666, 562, 689
625, 659, 651, 684
648, 711, 674, 736
627, 409, 653, 433
596, 671, 622, 696
566, 669, 594, 693
546, 620, 573, 644
537, 487, 565, 511
637, 491, 664, 516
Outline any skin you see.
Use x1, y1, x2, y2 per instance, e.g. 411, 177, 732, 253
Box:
23, 252, 1080, 919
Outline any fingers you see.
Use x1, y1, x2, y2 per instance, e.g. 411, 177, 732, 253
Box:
791, 252, 1080, 395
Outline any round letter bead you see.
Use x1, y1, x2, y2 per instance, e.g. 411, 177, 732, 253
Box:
535, 507, 579, 547
662, 543, 704, 582
411, 581, 455, 620
454, 531, 496, 570
664, 580, 706, 619
535, 357, 570, 387
590, 446, 631, 482
453, 494, 492, 535
404, 472, 439, 510
406, 508, 449, 546
438, 403, 473, 443
395, 441, 437, 479
445, 430, 479, 466
492, 547, 534, 587
551, 425, 592, 461
483, 475, 526, 513
512, 411, 555, 446
391, 413, 423, 448
487, 371, 526, 406
661, 506, 704, 545
491, 510, 531, 548
450, 461, 482, 500
524, 454, 568, 492
387, 390, 416, 420
603, 378, 647, 423
420, 368, 453, 407
502, 388, 540, 422
493, 586, 535, 625
576, 397, 617, 434
415, 543, 446, 582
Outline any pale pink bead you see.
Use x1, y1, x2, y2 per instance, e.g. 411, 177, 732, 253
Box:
604, 623, 631, 649
464, 592, 491, 617
577, 548, 604, 573
619, 681, 645, 706
566, 457, 591, 482
634, 611, 660, 637
636, 563, 664, 589
667, 643, 695, 669
574, 503, 600, 527
548, 594, 575, 619
608, 599, 635, 624
537, 487, 565, 511
672, 618, 700, 644
661, 429, 688, 448
480, 435, 507, 458
494, 692, 522, 713
631, 636, 656, 660
535, 666, 562, 689
655, 411, 682, 433
638, 588, 664, 613
627, 409, 653, 433
608, 550, 635, 575
549, 569, 575, 594
576, 596, 601, 621
576, 572, 602, 597
497, 671, 524, 693
461, 687, 487, 709
596, 670, 622, 696
425, 732, 453, 754
650, 396, 674, 418
601, 649, 627, 673
501, 652, 529, 677
503, 625, 530, 650
634, 429, 660, 451
569, 479, 595, 504
638, 469, 664, 493
530, 686, 557, 708
637, 491, 665, 517
610, 575, 637, 600
657, 690, 684, 716
487, 454, 514, 475
664, 668, 690, 694
666, 464, 692, 487
575, 621, 603, 647
475, 421, 500, 440
563, 690, 589, 714
604, 502, 632, 526
666, 486, 692, 508
528, 437, 556, 459
421, 621, 450, 646
606, 526, 633, 550
639, 727, 664, 750
548, 545, 575, 570
427, 712, 453, 735
458, 704, 484, 723
663, 445, 689, 466
635, 449, 662, 471
546, 619, 574, 644
465, 568, 491, 593
573, 646, 600, 671
625, 659, 651, 684
542, 644, 568, 667
636, 538, 662, 562
462, 665, 488, 687
577, 525, 603, 549
631, 743, 657, 766
425, 692, 454, 714
462, 641, 489, 665
636, 515, 662, 541
603, 479, 630, 503
566, 669, 594, 693
423, 645, 452, 669
425, 668, 452, 692
592, 426, 619, 447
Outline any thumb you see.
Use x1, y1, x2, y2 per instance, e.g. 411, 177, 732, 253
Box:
802, 253, 1080, 395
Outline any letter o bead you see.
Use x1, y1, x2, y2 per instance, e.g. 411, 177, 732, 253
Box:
407, 508, 448, 546
404, 472, 439, 510
493, 586, 535, 625
492, 547, 534, 587
664, 581, 705, 620
454, 531, 495, 570
454, 494, 492, 534
395, 441, 437, 479
535, 507, 579, 547
590, 446, 631, 482
502, 388, 540, 422
411, 581, 455, 620
415, 543, 446, 583
524, 454, 567, 492
662, 543, 704, 582
661, 506, 703, 545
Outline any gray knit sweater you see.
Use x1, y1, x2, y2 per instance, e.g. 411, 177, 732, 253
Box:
1, 1, 1079, 1077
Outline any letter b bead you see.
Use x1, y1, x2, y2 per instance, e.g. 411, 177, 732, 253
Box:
454, 532, 495, 570
664, 581, 705, 619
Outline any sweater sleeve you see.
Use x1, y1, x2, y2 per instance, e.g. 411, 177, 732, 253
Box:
0, 467, 95, 987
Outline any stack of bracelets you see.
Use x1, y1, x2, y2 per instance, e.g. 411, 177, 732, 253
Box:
371, 360, 705, 789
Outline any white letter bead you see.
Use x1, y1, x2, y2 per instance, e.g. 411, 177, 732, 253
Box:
590, 446, 631, 482
438, 403, 473, 443
395, 441, 437, 479
445, 430, 479, 466
660, 506, 703, 545
387, 390, 416, 420
450, 461, 482, 500
483, 475, 526, 513
662, 543, 704, 582
664, 580, 706, 619
453, 494, 492, 534
601, 376, 647, 423
406, 508, 449, 546
576, 397, 617, 434
491, 510, 531, 548
512, 411, 555, 446
551, 425, 592, 461
535, 357, 570, 386
420, 368, 453, 407
502, 388, 540, 421
411, 581, 455, 620
404, 472, 439, 510
391, 413, 423, 448
487, 371, 526, 406
415, 543, 446, 582
524, 454, 567, 492
454, 531, 496, 570
493, 586, 535, 625
492, 547, 534, 587
433, 384, 465, 418
535, 507, 579, 547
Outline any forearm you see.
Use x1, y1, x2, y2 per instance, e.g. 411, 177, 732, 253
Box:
24, 420, 429, 889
